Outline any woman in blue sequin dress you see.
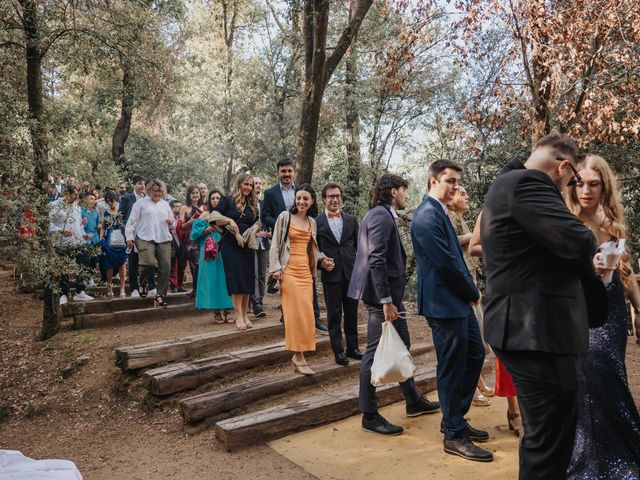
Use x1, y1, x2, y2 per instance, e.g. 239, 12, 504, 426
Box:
566, 154, 640, 479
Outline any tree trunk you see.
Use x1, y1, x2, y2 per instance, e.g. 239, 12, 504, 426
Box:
343, 0, 361, 214
112, 57, 134, 169
20, 0, 60, 339
222, 0, 238, 194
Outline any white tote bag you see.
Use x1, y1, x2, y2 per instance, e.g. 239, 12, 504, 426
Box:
370, 320, 416, 386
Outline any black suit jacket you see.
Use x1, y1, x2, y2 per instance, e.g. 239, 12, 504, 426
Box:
347, 204, 406, 307
261, 184, 295, 230
118, 192, 140, 224
481, 165, 606, 355
316, 212, 359, 284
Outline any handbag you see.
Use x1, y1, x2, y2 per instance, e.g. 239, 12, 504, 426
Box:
109, 229, 126, 247
204, 236, 218, 261
370, 320, 416, 386
266, 213, 292, 293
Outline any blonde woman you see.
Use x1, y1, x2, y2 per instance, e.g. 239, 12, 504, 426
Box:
565, 154, 640, 478
211, 173, 259, 330
269, 185, 330, 375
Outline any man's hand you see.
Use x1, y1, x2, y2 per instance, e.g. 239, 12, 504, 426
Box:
383, 302, 399, 322
127, 240, 134, 249
320, 258, 335, 271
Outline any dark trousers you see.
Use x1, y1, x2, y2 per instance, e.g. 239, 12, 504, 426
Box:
128, 251, 156, 292
493, 348, 579, 480
322, 278, 359, 354
358, 303, 422, 414
427, 313, 484, 440
58, 247, 91, 296
250, 248, 268, 313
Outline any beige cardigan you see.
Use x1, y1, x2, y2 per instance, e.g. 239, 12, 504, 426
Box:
269, 211, 324, 276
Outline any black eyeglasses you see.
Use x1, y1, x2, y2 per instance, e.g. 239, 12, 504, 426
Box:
567, 162, 582, 187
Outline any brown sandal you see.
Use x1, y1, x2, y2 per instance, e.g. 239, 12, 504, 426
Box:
213, 311, 225, 324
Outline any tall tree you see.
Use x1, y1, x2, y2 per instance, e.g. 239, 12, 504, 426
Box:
295, 0, 374, 184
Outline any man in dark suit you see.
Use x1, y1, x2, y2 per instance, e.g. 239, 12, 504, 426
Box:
251, 176, 271, 318
261, 159, 327, 333
348, 173, 439, 436
411, 160, 491, 462
316, 183, 361, 366
481, 132, 607, 479
118, 175, 155, 297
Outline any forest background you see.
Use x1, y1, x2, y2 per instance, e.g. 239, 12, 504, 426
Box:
1, 0, 639, 336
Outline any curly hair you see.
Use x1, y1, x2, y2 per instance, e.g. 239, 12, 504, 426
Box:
566, 154, 633, 292
372, 173, 409, 206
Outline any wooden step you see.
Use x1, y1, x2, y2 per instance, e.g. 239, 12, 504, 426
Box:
214, 366, 438, 451
62, 292, 192, 317
71, 302, 207, 329
116, 321, 285, 371
33, 282, 193, 299
179, 343, 435, 423
144, 327, 367, 396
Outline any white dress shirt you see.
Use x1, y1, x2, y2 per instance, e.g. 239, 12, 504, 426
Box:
49, 199, 85, 248
325, 209, 343, 242
125, 197, 173, 243
280, 182, 295, 210
428, 194, 449, 216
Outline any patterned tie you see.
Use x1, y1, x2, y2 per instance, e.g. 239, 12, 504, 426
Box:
328, 211, 342, 218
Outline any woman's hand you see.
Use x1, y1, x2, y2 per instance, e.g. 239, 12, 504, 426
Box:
634, 311, 640, 347
593, 252, 616, 277
320, 258, 335, 271
271, 270, 282, 281
227, 220, 239, 235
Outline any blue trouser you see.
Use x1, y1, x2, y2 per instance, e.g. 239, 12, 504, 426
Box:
358, 303, 422, 414
427, 313, 485, 439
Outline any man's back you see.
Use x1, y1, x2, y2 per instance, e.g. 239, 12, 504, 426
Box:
481, 168, 596, 354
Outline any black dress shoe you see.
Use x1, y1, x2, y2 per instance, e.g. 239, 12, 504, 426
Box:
335, 352, 349, 366
443, 437, 493, 462
315, 318, 328, 332
346, 349, 363, 361
279, 315, 284, 324
253, 309, 268, 318
362, 414, 403, 436
440, 421, 490, 442
406, 396, 440, 417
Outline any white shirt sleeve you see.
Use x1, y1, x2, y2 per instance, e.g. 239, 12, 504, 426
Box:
125, 199, 142, 241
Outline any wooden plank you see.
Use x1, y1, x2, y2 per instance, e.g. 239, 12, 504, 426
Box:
34, 282, 193, 299
116, 321, 285, 371
180, 343, 435, 423
144, 327, 367, 396
62, 292, 192, 317
214, 366, 438, 451
72, 302, 207, 329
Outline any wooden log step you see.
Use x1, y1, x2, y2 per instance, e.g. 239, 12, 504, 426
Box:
115, 321, 285, 371
144, 327, 367, 396
33, 282, 193, 299
62, 292, 192, 317
214, 366, 439, 451
72, 302, 207, 330
180, 343, 435, 423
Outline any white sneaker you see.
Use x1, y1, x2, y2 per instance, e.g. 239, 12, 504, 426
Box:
114, 274, 120, 280
73, 291, 95, 301
59, 295, 68, 305
130, 289, 140, 298
148, 288, 157, 297
86, 279, 96, 288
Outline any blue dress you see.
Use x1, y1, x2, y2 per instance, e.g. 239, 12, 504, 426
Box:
100, 210, 128, 270
567, 270, 640, 479
190, 218, 233, 310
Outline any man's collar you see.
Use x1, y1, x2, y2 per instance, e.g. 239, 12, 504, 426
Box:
279, 182, 294, 191
427, 193, 448, 215
389, 206, 399, 220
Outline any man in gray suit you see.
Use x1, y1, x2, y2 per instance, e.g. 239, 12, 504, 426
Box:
348, 173, 440, 435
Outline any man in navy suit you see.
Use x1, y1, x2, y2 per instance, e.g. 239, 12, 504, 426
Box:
349, 173, 439, 436
118, 175, 155, 297
316, 183, 361, 366
411, 160, 491, 462
250, 176, 271, 318
261, 159, 327, 333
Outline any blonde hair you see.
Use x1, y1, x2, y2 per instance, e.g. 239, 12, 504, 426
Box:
450, 186, 469, 215
566, 154, 633, 292
231, 172, 258, 217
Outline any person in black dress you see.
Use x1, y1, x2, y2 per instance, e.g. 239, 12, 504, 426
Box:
213, 173, 259, 330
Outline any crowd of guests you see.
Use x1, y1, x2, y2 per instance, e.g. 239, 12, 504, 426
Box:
45, 132, 640, 478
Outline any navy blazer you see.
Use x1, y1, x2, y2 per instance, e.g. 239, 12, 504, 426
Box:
316, 212, 358, 283
347, 204, 406, 307
411, 195, 479, 319
261, 184, 295, 231
118, 192, 140, 224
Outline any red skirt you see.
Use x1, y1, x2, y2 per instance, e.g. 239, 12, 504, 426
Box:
494, 357, 517, 397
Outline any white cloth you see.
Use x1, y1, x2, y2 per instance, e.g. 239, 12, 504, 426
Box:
125, 197, 173, 243
280, 182, 295, 210
0, 450, 83, 480
49, 199, 85, 248
256, 201, 266, 250
325, 209, 343, 242
428, 193, 449, 216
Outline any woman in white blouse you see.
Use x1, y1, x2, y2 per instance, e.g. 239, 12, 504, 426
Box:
125, 179, 174, 306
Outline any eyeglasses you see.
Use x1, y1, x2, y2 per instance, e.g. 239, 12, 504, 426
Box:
567, 162, 582, 187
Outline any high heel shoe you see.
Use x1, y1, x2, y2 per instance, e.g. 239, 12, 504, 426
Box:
154, 294, 167, 307
472, 394, 491, 407
478, 384, 495, 398
235, 319, 247, 330
244, 317, 253, 329
507, 411, 522, 437
292, 357, 315, 376
119, 288, 126, 298
139, 286, 148, 298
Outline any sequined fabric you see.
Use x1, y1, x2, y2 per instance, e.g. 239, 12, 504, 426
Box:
567, 271, 640, 479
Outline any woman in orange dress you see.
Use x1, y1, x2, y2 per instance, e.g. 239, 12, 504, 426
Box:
269, 185, 331, 375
